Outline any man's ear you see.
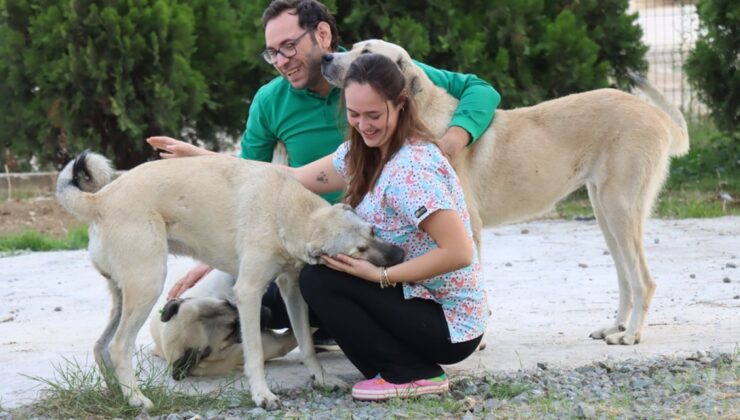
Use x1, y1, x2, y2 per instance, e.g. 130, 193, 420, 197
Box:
315, 21, 332, 50
306, 240, 323, 265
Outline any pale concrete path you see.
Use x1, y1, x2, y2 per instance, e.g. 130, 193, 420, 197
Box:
1, 217, 738, 408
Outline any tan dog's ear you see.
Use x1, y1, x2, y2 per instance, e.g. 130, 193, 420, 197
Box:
306, 241, 322, 265
333, 202, 353, 212
160, 299, 183, 322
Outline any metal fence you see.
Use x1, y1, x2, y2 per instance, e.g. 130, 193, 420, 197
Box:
630, 0, 705, 118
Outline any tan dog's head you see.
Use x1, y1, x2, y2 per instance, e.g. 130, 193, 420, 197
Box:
321, 39, 424, 94
305, 203, 405, 267
158, 297, 241, 380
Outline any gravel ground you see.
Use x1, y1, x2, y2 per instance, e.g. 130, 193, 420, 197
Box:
3, 350, 736, 419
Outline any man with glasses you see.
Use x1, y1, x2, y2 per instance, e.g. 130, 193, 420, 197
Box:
148, 0, 500, 353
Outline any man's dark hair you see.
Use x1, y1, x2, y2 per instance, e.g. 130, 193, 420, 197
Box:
262, 0, 339, 51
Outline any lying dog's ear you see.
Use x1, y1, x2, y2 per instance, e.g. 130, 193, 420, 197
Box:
306, 240, 322, 265
160, 299, 183, 322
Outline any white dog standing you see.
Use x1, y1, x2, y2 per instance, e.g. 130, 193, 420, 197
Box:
56, 152, 404, 409
321, 40, 689, 346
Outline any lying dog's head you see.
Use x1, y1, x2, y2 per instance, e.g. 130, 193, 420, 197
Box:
321, 39, 424, 94
158, 297, 242, 380
305, 203, 405, 267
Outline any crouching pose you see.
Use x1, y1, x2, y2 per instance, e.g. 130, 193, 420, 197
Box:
283, 53, 489, 400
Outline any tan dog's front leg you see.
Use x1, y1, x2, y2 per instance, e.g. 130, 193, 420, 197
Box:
233, 273, 279, 409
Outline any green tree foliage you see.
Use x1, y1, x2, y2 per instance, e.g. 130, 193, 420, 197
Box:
336, 0, 647, 107
0, 0, 266, 169
0, 0, 647, 169
685, 0, 739, 135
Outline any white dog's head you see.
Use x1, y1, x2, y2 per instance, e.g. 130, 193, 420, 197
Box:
321, 39, 424, 94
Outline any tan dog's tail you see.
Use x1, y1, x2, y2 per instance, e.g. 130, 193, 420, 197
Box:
56, 150, 114, 220
629, 72, 690, 156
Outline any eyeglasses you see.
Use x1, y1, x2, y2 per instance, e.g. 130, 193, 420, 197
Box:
261, 30, 312, 64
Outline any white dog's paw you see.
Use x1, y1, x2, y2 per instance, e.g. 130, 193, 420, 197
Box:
589, 324, 625, 340
605, 331, 640, 345
252, 390, 280, 410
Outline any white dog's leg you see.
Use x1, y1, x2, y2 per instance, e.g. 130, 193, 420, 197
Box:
233, 263, 280, 409
107, 265, 166, 409
276, 274, 347, 390
587, 183, 633, 340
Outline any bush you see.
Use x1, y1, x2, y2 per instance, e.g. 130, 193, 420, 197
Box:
336, 0, 647, 107
0, 0, 648, 169
685, 0, 740, 135
0, 0, 265, 170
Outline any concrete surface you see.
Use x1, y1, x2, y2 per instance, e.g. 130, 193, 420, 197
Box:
1, 217, 738, 408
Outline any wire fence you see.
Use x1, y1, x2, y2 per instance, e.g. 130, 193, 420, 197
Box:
630, 0, 706, 118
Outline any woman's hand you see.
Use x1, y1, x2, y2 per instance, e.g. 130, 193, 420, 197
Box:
321, 254, 380, 283
147, 136, 212, 159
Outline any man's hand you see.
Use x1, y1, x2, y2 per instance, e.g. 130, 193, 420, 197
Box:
321, 254, 380, 283
147, 136, 213, 159
436, 126, 471, 161
167, 263, 213, 299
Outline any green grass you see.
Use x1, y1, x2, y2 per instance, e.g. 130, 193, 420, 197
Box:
0, 225, 88, 253
10, 352, 251, 419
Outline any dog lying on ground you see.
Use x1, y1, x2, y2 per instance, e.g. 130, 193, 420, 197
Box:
149, 268, 298, 379
56, 152, 405, 408
321, 40, 690, 346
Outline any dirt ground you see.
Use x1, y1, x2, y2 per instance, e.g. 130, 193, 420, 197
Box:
2, 214, 738, 408
0, 198, 80, 237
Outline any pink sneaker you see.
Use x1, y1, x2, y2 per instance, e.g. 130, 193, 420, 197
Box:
351, 374, 449, 400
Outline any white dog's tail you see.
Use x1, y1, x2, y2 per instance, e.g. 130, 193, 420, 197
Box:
56, 150, 114, 220
629, 71, 690, 156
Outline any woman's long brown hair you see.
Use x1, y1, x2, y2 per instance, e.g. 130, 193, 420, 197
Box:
342, 54, 433, 208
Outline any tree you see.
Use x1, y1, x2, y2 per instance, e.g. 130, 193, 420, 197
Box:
335, 0, 647, 107
685, 0, 739, 135
0, 0, 648, 169
0, 0, 265, 170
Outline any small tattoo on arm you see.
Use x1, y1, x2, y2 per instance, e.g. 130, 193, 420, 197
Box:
317, 171, 328, 184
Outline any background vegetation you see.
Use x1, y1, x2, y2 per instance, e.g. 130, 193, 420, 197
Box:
0, 0, 648, 169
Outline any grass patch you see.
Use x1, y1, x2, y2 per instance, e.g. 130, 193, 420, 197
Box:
0, 225, 88, 253
557, 118, 740, 219
11, 353, 251, 419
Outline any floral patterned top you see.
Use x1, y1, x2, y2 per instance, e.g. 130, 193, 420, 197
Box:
332, 139, 488, 343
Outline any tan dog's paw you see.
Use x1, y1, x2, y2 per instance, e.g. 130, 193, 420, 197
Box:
127, 392, 154, 409
250, 387, 280, 410
605, 331, 640, 345
589, 324, 626, 340
315, 374, 349, 390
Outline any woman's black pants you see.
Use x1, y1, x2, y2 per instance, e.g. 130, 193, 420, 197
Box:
295, 264, 482, 384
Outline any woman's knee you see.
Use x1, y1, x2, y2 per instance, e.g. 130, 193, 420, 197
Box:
298, 264, 332, 304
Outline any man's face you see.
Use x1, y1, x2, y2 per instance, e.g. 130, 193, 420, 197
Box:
264, 11, 327, 92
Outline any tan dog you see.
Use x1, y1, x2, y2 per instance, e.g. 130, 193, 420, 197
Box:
321, 40, 689, 346
149, 269, 299, 378
56, 152, 405, 408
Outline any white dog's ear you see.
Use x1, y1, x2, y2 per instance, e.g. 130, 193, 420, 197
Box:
305, 241, 323, 265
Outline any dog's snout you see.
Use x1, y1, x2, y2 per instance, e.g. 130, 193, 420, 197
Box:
388, 245, 405, 266
322, 53, 334, 63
